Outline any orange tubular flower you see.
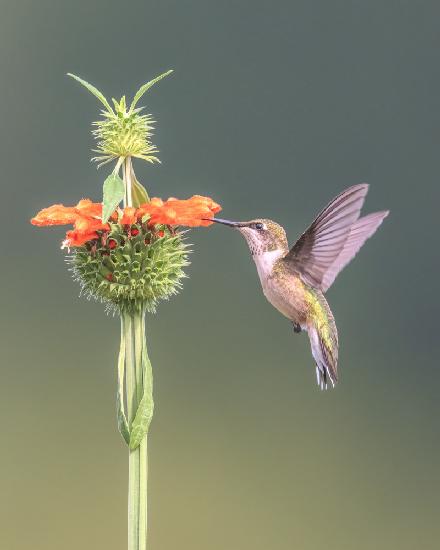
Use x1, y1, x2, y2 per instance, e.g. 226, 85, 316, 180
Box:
31, 195, 221, 248
31, 199, 108, 249
73, 216, 109, 233
137, 195, 222, 227
63, 229, 99, 247
30, 204, 78, 226
75, 199, 103, 218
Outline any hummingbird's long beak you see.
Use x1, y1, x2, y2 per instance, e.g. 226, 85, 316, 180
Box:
207, 217, 243, 227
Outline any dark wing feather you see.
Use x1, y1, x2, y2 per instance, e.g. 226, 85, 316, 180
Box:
321, 211, 389, 292
284, 184, 369, 289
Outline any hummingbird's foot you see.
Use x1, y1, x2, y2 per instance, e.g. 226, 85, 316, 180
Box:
292, 322, 302, 334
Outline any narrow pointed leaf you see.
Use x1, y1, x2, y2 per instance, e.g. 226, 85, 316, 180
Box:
116, 330, 130, 445
129, 70, 173, 113
130, 164, 150, 206
102, 174, 125, 222
129, 346, 154, 450
67, 73, 114, 114
117, 392, 130, 445
129, 392, 154, 450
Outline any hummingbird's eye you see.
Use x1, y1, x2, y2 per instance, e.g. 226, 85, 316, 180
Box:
255, 222, 264, 230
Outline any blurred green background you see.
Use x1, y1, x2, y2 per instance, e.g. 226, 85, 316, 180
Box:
1, 1, 439, 549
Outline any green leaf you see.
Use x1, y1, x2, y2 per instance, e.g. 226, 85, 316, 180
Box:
116, 332, 130, 445
117, 388, 130, 445
67, 73, 114, 114
102, 174, 125, 222
130, 163, 150, 207
112, 95, 126, 114
129, 392, 154, 450
129, 346, 154, 450
129, 70, 173, 113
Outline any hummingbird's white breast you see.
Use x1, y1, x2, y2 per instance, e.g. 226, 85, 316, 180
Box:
253, 249, 284, 281
253, 250, 300, 320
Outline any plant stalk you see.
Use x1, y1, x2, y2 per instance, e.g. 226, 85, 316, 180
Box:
125, 157, 133, 207
122, 308, 152, 550
122, 155, 153, 550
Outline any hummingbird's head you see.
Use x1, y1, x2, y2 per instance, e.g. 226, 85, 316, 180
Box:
209, 217, 288, 255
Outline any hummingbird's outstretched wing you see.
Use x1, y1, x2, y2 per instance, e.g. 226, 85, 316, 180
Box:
321, 211, 389, 292
284, 184, 371, 290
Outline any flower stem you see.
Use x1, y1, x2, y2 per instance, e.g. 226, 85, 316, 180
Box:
136, 312, 148, 550
121, 154, 153, 550
124, 312, 139, 549
123, 308, 153, 550
125, 157, 133, 207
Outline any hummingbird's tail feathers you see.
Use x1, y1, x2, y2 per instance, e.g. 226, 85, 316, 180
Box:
321, 210, 389, 292
306, 302, 339, 390
315, 364, 331, 390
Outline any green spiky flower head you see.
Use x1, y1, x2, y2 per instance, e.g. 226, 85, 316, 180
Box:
69, 222, 190, 314
68, 70, 172, 168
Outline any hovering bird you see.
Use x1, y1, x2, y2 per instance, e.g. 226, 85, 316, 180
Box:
209, 184, 388, 389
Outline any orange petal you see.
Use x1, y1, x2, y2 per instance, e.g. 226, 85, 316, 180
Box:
188, 195, 222, 213
136, 206, 150, 219
121, 207, 137, 225
149, 208, 178, 226
75, 199, 103, 218
74, 216, 110, 233
62, 229, 99, 248
31, 204, 79, 226
149, 198, 164, 207
145, 196, 222, 227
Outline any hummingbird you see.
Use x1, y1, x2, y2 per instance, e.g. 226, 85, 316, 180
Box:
209, 184, 389, 389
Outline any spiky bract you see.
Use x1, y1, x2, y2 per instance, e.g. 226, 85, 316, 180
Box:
68, 70, 173, 167
69, 223, 190, 314
92, 96, 159, 167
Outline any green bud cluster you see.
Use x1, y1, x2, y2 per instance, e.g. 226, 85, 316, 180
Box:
68, 70, 173, 168
92, 97, 159, 167
68, 223, 190, 314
